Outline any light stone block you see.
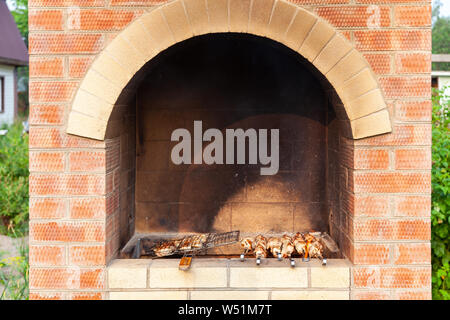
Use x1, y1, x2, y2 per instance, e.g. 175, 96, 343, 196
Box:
266, 0, 297, 40
346, 89, 387, 121
149, 259, 227, 288
79, 69, 122, 105
313, 34, 353, 74
91, 52, 133, 90
184, 0, 209, 36
110, 291, 188, 300
122, 20, 158, 59
271, 290, 349, 300
70, 89, 114, 122
351, 109, 392, 139
229, 0, 251, 33
338, 68, 378, 104
248, 0, 275, 36
299, 20, 335, 62
162, 0, 193, 42
207, 0, 228, 33
230, 267, 307, 288
284, 8, 316, 51
66, 111, 107, 141
140, 9, 175, 51
108, 259, 150, 289
191, 290, 270, 300
104, 36, 146, 78
326, 49, 367, 87
310, 267, 350, 288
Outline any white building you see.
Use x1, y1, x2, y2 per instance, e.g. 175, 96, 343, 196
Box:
432, 54, 450, 100
0, 0, 28, 126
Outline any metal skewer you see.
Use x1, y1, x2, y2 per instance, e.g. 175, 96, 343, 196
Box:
240, 248, 250, 262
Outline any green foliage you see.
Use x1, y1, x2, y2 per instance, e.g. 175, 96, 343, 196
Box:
8, 0, 28, 46
431, 87, 450, 300
0, 123, 29, 236
0, 228, 29, 300
432, 0, 450, 71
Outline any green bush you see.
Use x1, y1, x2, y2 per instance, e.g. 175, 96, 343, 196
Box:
0, 122, 29, 236
431, 87, 450, 300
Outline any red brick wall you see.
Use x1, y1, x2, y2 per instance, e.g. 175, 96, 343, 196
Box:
28, 0, 431, 300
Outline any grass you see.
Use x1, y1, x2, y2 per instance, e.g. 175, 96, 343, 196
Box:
0, 227, 29, 300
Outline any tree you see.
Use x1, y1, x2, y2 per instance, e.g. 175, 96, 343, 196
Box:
8, 0, 28, 46
432, 0, 450, 71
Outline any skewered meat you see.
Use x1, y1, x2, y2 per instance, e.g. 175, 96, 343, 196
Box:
254, 235, 267, 259
300, 233, 324, 259
154, 240, 177, 257
255, 244, 267, 258
308, 240, 324, 259
281, 234, 295, 258
179, 237, 193, 251
191, 234, 208, 249
293, 232, 307, 257
240, 237, 255, 253
267, 237, 282, 258
305, 234, 324, 259
255, 234, 266, 243
303, 233, 316, 243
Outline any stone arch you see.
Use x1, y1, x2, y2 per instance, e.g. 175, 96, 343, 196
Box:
66, 0, 392, 140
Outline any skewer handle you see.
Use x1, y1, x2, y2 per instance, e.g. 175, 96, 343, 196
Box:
256, 257, 261, 266
179, 254, 193, 271
277, 253, 282, 261
290, 258, 296, 268
322, 258, 327, 266
240, 253, 245, 262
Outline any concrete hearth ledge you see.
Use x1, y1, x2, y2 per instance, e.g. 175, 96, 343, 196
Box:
107, 258, 351, 300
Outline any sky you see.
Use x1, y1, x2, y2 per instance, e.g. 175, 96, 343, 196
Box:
437, 0, 450, 17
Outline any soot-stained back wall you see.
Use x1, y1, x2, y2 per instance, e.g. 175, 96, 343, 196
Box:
134, 34, 331, 238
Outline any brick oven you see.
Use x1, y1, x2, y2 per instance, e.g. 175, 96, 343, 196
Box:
28, 0, 432, 300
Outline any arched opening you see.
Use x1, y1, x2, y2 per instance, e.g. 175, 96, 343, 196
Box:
67, 0, 392, 142
65, 0, 393, 260
114, 33, 353, 257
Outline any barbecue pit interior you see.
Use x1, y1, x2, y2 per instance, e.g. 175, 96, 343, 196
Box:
118, 33, 348, 258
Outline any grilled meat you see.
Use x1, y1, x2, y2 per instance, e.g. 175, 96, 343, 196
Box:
255, 234, 266, 243
255, 244, 267, 258
281, 234, 295, 258
240, 237, 255, 253
154, 240, 177, 257
307, 237, 324, 259
293, 232, 307, 257
179, 237, 193, 251
191, 234, 208, 249
303, 233, 316, 243
267, 237, 282, 257
254, 235, 267, 259
300, 233, 324, 259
